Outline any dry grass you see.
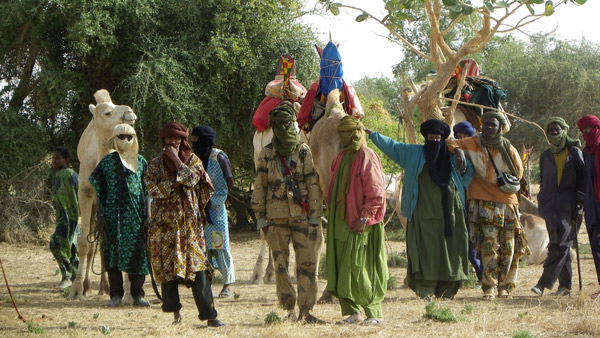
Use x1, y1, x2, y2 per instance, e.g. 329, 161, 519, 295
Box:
1, 229, 600, 338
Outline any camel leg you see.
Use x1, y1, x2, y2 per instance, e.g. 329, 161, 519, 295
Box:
263, 247, 275, 284
249, 231, 268, 284
123, 273, 133, 304
69, 193, 95, 300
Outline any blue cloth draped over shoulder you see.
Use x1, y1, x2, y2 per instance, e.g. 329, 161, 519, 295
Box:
369, 131, 474, 220
319, 41, 344, 96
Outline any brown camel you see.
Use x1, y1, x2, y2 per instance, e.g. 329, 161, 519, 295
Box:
68, 89, 137, 300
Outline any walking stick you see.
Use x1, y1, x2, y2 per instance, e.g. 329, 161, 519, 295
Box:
143, 198, 162, 301
574, 205, 584, 291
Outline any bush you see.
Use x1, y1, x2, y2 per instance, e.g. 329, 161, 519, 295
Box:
0, 158, 55, 243
423, 301, 458, 323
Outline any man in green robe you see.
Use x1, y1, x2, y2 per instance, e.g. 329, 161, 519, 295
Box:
89, 124, 150, 307
326, 116, 388, 325
368, 119, 472, 300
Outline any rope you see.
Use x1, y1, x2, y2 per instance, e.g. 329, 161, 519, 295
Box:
87, 214, 105, 276
0, 256, 27, 323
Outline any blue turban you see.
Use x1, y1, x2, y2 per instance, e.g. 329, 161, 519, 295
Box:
452, 121, 476, 138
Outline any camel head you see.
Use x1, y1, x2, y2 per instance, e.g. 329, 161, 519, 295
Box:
88, 89, 137, 145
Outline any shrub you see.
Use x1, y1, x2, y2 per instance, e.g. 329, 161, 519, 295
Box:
423, 301, 458, 323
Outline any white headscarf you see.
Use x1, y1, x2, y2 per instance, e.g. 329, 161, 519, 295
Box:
110, 124, 139, 173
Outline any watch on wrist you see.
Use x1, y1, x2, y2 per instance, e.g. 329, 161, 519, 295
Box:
359, 217, 367, 223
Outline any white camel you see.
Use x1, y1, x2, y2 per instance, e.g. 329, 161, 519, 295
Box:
68, 89, 137, 300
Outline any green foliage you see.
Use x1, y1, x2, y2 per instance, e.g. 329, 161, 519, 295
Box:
387, 276, 398, 290
518, 311, 529, 319
264, 311, 281, 325
93, 313, 99, 319
233, 292, 241, 300
387, 251, 407, 267
512, 330, 536, 338
423, 301, 458, 323
68, 321, 76, 328
26, 322, 45, 334
386, 229, 406, 242
462, 304, 474, 315
100, 325, 111, 335
461, 271, 479, 289
61, 287, 72, 298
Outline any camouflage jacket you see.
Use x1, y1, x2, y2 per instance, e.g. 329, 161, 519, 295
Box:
251, 142, 322, 229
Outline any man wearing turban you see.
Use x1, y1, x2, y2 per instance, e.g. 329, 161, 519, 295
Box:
577, 115, 600, 299
448, 111, 527, 300
326, 116, 388, 325
251, 102, 325, 324
89, 124, 150, 307
144, 122, 224, 327
191, 126, 236, 298
531, 117, 584, 297
368, 119, 472, 302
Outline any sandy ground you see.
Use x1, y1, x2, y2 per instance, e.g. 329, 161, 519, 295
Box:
1, 229, 600, 338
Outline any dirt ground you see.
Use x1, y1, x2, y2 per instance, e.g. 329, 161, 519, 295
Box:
1, 229, 600, 338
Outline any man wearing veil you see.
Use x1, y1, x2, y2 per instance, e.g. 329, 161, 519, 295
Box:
251, 102, 325, 324
89, 124, 150, 307
191, 126, 236, 298
144, 122, 224, 327
326, 116, 387, 325
368, 119, 472, 302
448, 111, 527, 300
531, 117, 585, 297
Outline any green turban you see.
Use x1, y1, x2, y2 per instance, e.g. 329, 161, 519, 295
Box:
336, 115, 365, 152
269, 102, 299, 156
545, 117, 581, 153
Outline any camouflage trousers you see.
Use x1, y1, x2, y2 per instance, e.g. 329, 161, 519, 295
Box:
265, 217, 323, 315
469, 200, 527, 296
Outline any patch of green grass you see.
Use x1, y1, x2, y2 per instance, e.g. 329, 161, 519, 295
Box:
423, 301, 458, 323
100, 325, 110, 335
61, 286, 71, 298
264, 311, 281, 326
212, 273, 224, 285
386, 228, 406, 241
92, 313, 99, 319
387, 251, 407, 267
387, 276, 398, 290
578, 243, 591, 255
4, 294, 21, 303
518, 311, 528, 319
512, 329, 535, 338
462, 304, 474, 315
519, 260, 528, 268
68, 321, 76, 328
461, 272, 479, 289
233, 292, 240, 300
26, 322, 44, 334
152, 314, 158, 319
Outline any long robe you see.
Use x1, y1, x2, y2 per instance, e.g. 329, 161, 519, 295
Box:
50, 168, 80, 279
406, 166, 469, 298
144, 153, 214, 284
89, 152, 149, 275
326, 154, 388, 318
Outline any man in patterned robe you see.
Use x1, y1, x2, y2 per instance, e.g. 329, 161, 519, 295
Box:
144, 122, 224, 327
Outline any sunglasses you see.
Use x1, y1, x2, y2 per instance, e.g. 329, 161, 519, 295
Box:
117, 134, 133, 141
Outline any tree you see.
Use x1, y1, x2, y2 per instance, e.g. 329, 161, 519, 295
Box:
0, 0, 321, 176
318, 0, 588, 130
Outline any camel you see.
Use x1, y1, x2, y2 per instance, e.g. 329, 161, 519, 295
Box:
68, 89, 137, 300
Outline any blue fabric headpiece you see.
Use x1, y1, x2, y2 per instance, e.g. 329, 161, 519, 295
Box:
319, 42, 344, 96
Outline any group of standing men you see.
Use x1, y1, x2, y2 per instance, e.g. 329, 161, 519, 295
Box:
50, 122, 236, 327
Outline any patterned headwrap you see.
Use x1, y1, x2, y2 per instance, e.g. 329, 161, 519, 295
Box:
159, 122, 193, 176
545, 117, 581, 154
452, 121, 476, 138
578, 115, 600, 202
110, 124, 139, 173
191, 126, 216, 168
420, 119, 453, 236
479, 111, 518, 177
268, 102, 299, 156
